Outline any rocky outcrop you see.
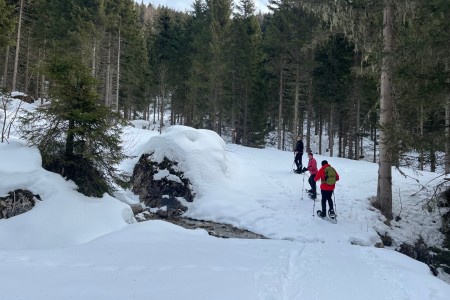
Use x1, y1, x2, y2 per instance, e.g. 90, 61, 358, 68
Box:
131, 153, 194, 218
0, 189, 40, 219
397, 237, 437, 275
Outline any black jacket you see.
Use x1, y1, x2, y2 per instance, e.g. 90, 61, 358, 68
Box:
295, 140, 304, 153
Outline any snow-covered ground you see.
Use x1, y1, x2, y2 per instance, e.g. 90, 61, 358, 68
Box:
1, 99, 449, 299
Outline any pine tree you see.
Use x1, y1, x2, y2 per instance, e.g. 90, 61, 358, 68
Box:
227, 0, 265, 146
0, 0, 15, 90
0, 0, 15, 51
186, 0, 213, 127
19, 55, 127, 197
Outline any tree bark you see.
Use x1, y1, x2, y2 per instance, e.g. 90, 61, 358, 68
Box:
306, 78, 313, 152
376, 0, 394, 220
2, 46, 10, 89
373, 124, 377, 163
419, 105, 424, 170
159, 64, 167, 134
293, 64, 300, 141
319, 111, 323, 154
277, 67, 284, 150
328, 106, 334, 157
355, 93, 360, 160
115, 25, 121, 112
65, 119, 75, 157
105, 36, 112, 107
446, 94, 450, 175
12, 0, 24, 92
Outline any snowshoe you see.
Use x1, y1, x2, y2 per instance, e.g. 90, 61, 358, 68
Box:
317, 210, 326, 218
306, 190, 316, 200
328, 209, 337, 224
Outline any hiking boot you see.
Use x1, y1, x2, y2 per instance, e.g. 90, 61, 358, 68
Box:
328, 209, 335, 217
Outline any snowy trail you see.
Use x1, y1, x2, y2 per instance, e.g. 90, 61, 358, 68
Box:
198, 144, 383, 246
1, 125, 449, 299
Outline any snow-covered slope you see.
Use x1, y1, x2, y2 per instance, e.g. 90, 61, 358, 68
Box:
0, 119, 449, 299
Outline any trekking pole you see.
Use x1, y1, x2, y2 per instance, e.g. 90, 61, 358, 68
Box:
333, 191, 337, 215
301, 172, 305, 200
312, 193, 316, 217
291, 161, 295, 173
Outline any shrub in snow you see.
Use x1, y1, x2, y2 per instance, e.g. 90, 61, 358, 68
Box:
0, 189, 40, 219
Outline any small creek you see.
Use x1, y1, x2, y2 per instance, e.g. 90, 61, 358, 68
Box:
137, 212, 266, 239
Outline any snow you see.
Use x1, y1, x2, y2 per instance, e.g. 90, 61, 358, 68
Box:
0, 101, 449, 299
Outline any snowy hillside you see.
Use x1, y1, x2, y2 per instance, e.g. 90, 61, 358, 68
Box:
0, 99, 449, 299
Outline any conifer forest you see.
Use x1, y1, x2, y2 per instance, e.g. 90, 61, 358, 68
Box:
0, 0, 449, 218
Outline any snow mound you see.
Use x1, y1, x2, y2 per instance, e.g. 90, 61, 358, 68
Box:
0, 142, 134, 250
141, 125, 232, 196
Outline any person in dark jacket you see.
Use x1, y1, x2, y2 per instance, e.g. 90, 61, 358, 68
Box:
302, 152, 318, 199
293, 136, 304, 173
314, 160, 340, 217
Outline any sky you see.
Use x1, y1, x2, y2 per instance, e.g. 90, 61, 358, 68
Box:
1, 97, 450, 298
139, 0, 270, 13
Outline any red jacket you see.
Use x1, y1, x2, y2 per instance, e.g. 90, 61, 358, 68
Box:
314, 163, 339, 191
306, 157, 318, 175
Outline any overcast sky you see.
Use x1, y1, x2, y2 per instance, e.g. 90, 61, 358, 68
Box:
139, 0, 270, 13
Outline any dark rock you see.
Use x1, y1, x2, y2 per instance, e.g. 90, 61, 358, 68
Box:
0, 189, 40, 219
374, 242, 385, 248
398, 243, 417, 260
130, 203, 144, 214
131, 153, 194, 218
398, 237, 432, 271
414, 237, 431, 265
377, 232, 393, 247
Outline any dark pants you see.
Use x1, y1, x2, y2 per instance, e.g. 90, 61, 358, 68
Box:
321, 190, 334, 213
308, 174, 316, 197
294, 152, 303, 170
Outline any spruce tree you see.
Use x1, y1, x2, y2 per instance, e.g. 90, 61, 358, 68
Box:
0, 0, 15, 52
20, 55, 127, 197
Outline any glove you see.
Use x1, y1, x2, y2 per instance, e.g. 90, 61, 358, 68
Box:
302, 167, 307, 172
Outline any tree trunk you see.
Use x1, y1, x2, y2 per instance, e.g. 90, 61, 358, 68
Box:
293, 64, 300, 140
91, 40, 97, 77
12, 0, 24, 92
24, 29, 31, 93
243, 84, 248, 145
105, 36, 112, 107
159, 65, 167, 134
2, 46, 9, 89
419, 105, 424, 170
373, 125, 377, 163
430, 149, 436, 172
65, 119, 75, 157
376, 0, 394, 220
355, 93, 360, 160
328, 106, 334, 157
319, 111, 323, 154
277, 67, 284, 150
115, 25, 121, 112
306, 78, 313, 152
40, 74, 46, 104
445, 83, 450, 175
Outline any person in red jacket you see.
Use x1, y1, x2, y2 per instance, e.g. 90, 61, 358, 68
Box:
314, 160, 339, 217
302, 152, 318, 199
